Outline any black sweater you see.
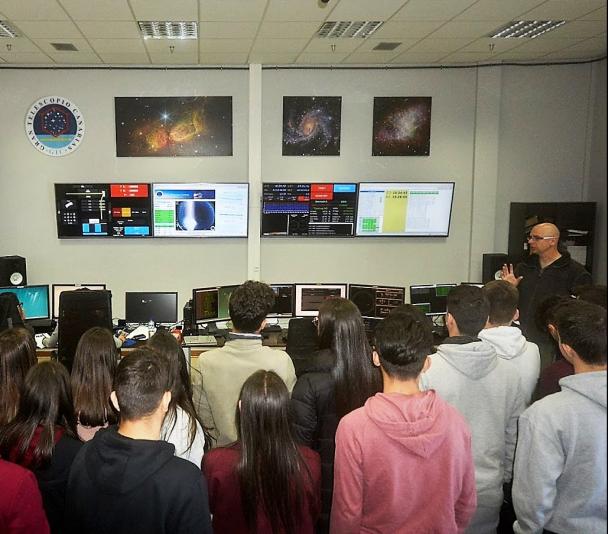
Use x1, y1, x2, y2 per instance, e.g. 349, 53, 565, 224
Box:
65, 427, 212, 534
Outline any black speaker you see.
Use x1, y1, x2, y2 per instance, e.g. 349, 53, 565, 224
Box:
183, 299, 195, 334
0, 256, 27, 287
482, 253, 509, 284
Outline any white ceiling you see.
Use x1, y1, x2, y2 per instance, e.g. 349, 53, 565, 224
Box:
0, 0, 605, 66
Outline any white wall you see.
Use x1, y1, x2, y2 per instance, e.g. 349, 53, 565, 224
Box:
0, 62, 604, 318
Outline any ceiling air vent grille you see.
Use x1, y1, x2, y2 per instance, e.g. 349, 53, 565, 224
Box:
316, 21, 383, 39
138, 21, 198, 40
0, 20, 19, 38
372, 42, 401, 51
51, 42, 78, 51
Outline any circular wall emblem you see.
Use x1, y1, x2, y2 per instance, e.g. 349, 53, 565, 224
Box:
25, 96, 85, 156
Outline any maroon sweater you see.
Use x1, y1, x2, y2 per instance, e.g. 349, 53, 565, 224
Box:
0, 459, 50, 534
202, 443, 321, 534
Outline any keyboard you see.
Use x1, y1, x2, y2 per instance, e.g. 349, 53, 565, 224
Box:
183, 335, 217, 346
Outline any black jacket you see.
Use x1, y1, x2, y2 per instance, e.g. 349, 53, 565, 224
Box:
290, 349, 337, 534
65, 427, 212, 534
515, 251, 591, 344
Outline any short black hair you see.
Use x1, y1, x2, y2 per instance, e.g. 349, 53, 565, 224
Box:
554, 299, 606, 365
446, 284, 490, 337
229, 281, 275, 333
482, 280, 519, 325
113, 347, 171, 421
574, 285, 607, 310
374, 309, 434, 380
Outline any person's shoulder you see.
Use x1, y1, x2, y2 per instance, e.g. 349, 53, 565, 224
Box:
162, 454, 204, 482
0, 457, 37, 486
56, 432, 84, 456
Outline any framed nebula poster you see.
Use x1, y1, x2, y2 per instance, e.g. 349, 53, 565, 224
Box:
282, 96, 341, 156
372, 97, 432, 156
115, 96, 232, 157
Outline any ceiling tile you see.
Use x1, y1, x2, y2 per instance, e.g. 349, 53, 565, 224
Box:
343, 50, 403, 64
511, 37, 586, 53
200, 0, 267, 21
428, 20, 501, 38
406, 37, 476, 53
392, 0, 477, 21
250, 38, 308, 53
542, 46, 604, 60
441, 51, 494, 63
454, 0, 547, 21
149, 51, 198, 64
258, 21, 319, 39
492, 50, 550, 61
199, 38, 253, 53
302, 37, 363, 53
0, 51, 52, 62
90, 38, 146, 53
356, 37, 420, 52
76, 21, 140, 39
32, 37, 95, 54
0, 0, 69, 20
459, 37, 524, 53
199, 21, 259, 38
145, 38, 198, 53
264, 0, 335, 22
0, 35, 40, 52
328, 0, 407, 20
521, 0, 607, 21
391, 51, 446, 63
296, 51, 350, 63
579, 7, 607, 20
199, 51, 248, 63
555, 35, 606, 54
97, 51, 150, 64
373, 20, 444, 39
248, 51, 298, 63
13, 20, 82, 38
45, 52, 102, 63
59, 0, 135, 21
543, 20, 607, 39
129, 0, 198, 21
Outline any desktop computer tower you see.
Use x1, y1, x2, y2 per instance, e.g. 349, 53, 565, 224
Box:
0, 255, 27, 286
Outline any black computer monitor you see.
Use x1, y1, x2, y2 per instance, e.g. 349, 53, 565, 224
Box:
348, 284, 406, 319
192, 285, 237, 324
52, 284, 106, 318
268, 284, 295, 317
409, 283, 457, 316
125, 292, 178, 324
0, 285, 50, 320
294, 283, 347, 317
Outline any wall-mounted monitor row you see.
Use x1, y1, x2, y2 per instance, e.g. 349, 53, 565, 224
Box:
55, 181, 454, 239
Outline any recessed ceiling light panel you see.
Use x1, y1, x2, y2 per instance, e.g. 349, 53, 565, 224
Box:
490, 20, 566, 39
0, 20, 19, 38
138, 21, 198, 40
316, 21, 383, 39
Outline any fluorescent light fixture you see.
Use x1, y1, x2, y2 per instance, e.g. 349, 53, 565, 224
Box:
316, 21, 383, 39
138, 21, 198, 40
490, 20, 566, 39
0, 20, 19, 38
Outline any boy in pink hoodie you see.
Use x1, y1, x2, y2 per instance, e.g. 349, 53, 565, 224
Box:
331, 308, 477, 533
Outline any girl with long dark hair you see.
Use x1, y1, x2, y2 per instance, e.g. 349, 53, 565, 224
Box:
203, 370, 321, 534
147, 329, 209, 466
290, 297, 382, 533
0, 327, 37, 425
0, 361, 82, 533
70, 327, 118, 441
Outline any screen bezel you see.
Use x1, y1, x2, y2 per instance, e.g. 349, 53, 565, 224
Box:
268, 283, 295, 318
294, 283, 347, 317
124, 291, 178, 324
347, 283, 406, 319
0, 284, 50, 320
52, 283, 107, 318
192, 286, 220, 324
355, 181, 455, 238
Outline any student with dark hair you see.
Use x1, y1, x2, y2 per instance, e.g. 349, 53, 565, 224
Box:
421, 284, 525, 534
480, 280, 540, 405
573, 284, 607, 308
0, 361, 82, 533
66, 347, 212, 534
513, 299, 607, 533
203, 370, 321, 533
0, 327, 37, 425
332, 310, 477, 532
148, 328, 208, 466
70, 327, 118, 441
194, 280, 296, 446
290, 297, 381, 533
0, 458, 50, 534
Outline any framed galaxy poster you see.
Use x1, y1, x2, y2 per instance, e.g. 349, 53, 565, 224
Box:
115, 96, 232, 157
372, 97, 432, 156
282, 96, 341, 156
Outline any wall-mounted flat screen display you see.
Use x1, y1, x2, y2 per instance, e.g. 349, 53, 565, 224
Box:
348, 284, 405, 319
294, 283, 347, 316
0, 285, 50, 320
55, 183, 152, 238
262, 183, 357, 237
356, 182, 454, 237
152, 183, 248, 237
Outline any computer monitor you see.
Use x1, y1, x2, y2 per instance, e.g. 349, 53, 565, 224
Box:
152, 183, 249, 237
294, 283, 347, 317
0, 285, 50, 320
261, 183, 358, 237
268, 284, 295, 317
192, 285, 238, 324
348, 284, 406, 319
218, 285, 237, 321
52, 284, 107, 318
409, 283, 457, 316
356, 182, 455, 237
125, 292, 178, 324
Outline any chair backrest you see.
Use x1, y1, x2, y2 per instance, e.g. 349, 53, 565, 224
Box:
285, 317, 320, 376
57, 289, 113, 371
0, 292, 25, 333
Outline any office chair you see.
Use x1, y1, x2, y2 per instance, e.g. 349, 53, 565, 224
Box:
57, 289, 113, 372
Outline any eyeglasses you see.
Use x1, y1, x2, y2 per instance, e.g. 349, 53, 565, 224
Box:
527, 234, 556, 242
312, 316, 319, 327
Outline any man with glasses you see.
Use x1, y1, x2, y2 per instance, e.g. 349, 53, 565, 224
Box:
501, 222, 591, 369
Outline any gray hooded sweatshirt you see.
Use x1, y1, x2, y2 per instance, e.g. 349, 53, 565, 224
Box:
513, 370, 607, 534
421, 338, 525, 534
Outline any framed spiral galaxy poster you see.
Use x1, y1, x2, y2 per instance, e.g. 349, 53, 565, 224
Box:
114, 96, 232, 157
372, 97, 432, 156
282, 96, 341, 156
